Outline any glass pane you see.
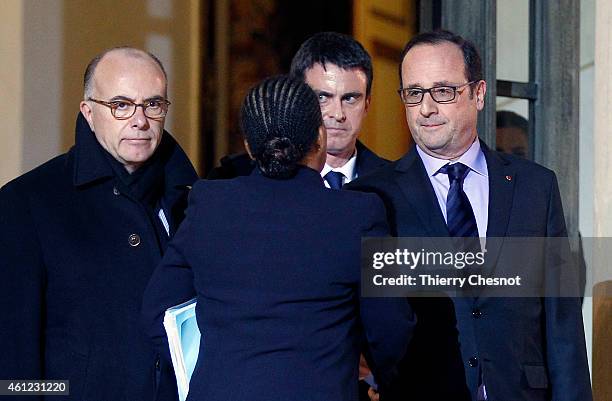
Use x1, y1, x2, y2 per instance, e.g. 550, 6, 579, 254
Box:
496, 97, 530, 160
496, 0, 530, 82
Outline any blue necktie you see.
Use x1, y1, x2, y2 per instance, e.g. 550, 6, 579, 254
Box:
325, 171, 344, 190
439, 163, 478, 237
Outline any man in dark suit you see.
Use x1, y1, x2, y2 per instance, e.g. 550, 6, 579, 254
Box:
208, 32, 387, 185
347, 30, 592, 401
0, 47, 198, 400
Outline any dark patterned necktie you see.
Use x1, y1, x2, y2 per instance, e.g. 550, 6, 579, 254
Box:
438, 163, 478, 237
324, 171, 344, 190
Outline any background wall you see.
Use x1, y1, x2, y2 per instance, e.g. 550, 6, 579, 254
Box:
0, 1, 25, 185
354, 0, 415, 161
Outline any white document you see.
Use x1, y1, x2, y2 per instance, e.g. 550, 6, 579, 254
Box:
163, 298, 201, 401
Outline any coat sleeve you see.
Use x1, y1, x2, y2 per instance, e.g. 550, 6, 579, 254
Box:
543, 174, 593, 401
358, 194, 416, 394
0, 183, 45, 400
141, 187, 201, 364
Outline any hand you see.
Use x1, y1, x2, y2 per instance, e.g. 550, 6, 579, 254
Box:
359, 354, 372, 379
368, 387, 380, 401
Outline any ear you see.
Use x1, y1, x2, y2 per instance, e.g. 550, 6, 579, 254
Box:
475, 80, 487, 110
79, 100, 96, 131
318, 125, 327, 154
243, 139, 255, 160
364, 95, 371, 114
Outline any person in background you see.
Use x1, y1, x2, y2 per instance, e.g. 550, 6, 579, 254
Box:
208, 32, 388, 189
496, 110, 529, 158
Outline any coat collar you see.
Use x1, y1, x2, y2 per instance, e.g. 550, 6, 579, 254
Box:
355, 140, 388, 174
481, 141, 516, 238
479, 142, 517, 276
394, 146, 450, 236
72, 112, 115, 187
250, 164, 325, 188
71, 112, 197, 191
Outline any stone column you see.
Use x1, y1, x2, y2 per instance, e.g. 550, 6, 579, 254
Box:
593, 1, 612, 399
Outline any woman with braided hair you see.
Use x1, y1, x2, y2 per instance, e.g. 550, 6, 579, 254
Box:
142, 76, 415, 401
240, 75, 327, 178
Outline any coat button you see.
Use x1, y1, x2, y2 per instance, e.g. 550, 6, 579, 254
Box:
468, 357, 479, 367
113, 186, 120, 196
472, 309, 482, 318
128, 234, 141, 247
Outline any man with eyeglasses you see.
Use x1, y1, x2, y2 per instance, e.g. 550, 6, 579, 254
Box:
347, 30, 591, 401
0, 47, 197, 400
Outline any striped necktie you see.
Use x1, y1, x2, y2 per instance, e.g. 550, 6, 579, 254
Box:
439, 163, 478, 237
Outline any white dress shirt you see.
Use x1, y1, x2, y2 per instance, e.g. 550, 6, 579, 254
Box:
321, 149, 358, 188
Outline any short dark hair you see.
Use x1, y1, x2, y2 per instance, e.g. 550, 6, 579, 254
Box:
241, 75, 323, 179
398, 30, 482, 91
83, 47, 167, 98
496, 110, 528, 133
290, 32, 373, 96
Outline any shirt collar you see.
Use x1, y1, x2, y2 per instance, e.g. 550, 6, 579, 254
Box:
416, 138, 488, 178
321, 147, 358, 180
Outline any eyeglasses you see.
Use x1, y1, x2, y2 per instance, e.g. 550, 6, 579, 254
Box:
397, 81, 476, 105
88, 98, 171, 120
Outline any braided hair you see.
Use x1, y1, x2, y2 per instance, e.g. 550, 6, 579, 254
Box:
241, 75, 323, 178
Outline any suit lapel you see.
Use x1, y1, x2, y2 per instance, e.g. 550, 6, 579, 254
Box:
481, 144, 517, 277
394, 147, 449, 237
484, 145, 515, 238
355, 140, 387, 175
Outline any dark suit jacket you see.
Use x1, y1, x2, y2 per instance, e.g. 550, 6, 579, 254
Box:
0, 113, 198, 401
207, 141, 388, 401
207, 140, 388, 180
346, 144, 592, 401
142, 167, 415, 401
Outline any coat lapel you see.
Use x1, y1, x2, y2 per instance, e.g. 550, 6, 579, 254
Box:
355, 140, 388, 175
482, 144, 517, 275
484, 144, 515, 238
394, 147, 449, 237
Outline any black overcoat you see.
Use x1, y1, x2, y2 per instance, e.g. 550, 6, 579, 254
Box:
0, 113, 198, 401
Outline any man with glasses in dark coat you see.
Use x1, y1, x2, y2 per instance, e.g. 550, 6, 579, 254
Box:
0, 47, 198, 401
